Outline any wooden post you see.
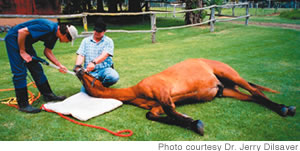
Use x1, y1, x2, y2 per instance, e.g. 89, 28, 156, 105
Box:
245, 3, 249, 26
255, 3, 258, 16
171, 4, 179, 17
232, 5, 235, 16
173, 4, 176, 17
210, 7, 215, 32
150, 14, 157, 43
82, 14, 88, 32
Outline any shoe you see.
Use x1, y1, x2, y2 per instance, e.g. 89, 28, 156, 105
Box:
43, 93, 66, 102
37, 81, 66, 102
15, 87, 41, 114
19, 105, 41, 113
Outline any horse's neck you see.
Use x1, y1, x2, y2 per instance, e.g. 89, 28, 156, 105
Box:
83, 74, 137, 101
91, 86, 137, 102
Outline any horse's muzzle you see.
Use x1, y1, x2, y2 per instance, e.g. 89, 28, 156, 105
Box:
74, 67, 85, 80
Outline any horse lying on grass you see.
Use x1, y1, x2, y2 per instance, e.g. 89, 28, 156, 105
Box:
74, 58, 296, 136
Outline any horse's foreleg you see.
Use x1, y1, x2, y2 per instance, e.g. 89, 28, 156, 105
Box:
222, 88, 296, 117
146, 106, 171, 123
129, 98, 157, 110
154, 88, 204, 135
146, 106, 204, 136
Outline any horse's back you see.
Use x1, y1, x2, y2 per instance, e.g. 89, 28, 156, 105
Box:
137, 59, 220, 100
145, 59, 215, 83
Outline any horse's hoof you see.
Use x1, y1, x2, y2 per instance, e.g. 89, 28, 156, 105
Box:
279, 106, 288, 117
191, 120, 204, 136
287, 106, 296, 116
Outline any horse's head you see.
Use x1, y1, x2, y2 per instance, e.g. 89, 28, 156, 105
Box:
74, 67, 106, 96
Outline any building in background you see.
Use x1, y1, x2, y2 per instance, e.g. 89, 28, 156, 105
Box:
0, 0, 61, 14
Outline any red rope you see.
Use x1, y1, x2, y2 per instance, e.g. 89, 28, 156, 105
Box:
41, 104, 133, 137
1, 83, 133, 137
0, 82, 40, 109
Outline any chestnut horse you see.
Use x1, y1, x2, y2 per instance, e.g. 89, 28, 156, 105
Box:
74, 58, 296, 135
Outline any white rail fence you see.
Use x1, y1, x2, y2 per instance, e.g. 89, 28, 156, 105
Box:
0, 3, 250, 43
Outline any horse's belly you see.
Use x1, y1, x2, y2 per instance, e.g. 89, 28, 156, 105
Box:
196, 87, 219, 101
172, 86, 219, 102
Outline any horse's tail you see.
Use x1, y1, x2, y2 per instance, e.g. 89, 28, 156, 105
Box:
249, 82, 280, 94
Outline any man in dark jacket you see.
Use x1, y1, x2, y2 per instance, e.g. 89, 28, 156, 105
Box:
4, 19, 78, 113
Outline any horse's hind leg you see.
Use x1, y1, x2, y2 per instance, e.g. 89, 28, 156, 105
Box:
203, 59, 266, 97
252, 94, 296, 117
222, 88, 296, 116
222, 88, 253, 101
218, 69, 266, 98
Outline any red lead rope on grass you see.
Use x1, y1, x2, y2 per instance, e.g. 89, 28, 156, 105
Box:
41, 104, 133, 137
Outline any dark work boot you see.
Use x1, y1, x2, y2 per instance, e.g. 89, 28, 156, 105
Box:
15, 88, 41, 113
43, 93, 66, 102
37, 81, 66, 102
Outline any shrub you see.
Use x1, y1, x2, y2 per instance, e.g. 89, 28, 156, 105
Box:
280, 9, 300, 20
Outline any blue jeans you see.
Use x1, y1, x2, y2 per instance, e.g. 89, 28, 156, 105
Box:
80, 67, 119, 93
5, 33, 47, 89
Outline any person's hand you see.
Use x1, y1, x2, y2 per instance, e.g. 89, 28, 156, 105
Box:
20, 51, 32, 63
86, 62, 96, 72
58, 65, 68, 73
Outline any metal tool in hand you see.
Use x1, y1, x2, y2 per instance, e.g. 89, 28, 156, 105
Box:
31, 56, 76, 76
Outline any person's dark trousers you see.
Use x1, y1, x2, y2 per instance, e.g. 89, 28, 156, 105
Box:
5, 34, 65, 102
37, 81, 66, 102
15, 87, 41, 113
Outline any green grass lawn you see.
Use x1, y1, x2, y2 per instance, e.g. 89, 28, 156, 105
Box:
0, 14, 299, 141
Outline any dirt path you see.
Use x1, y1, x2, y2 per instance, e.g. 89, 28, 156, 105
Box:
230, 21, 300, 30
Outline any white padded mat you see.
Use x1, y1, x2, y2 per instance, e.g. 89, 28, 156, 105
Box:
43, 92, 123, 121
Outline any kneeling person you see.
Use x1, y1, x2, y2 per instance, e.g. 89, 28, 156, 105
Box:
74, 19, 119, 91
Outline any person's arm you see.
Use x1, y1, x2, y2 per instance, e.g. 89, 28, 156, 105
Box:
73, 54, 85, 72
86, 52, 110, 72
75, 54, 85, 66
44, 48, 67, 73
18, 27, 32, 62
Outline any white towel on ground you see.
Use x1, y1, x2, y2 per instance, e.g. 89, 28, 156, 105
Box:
43, 92, 123, 121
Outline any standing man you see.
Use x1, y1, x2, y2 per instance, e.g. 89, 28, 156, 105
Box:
4, 19, 78, 113
74, 19, 119, 92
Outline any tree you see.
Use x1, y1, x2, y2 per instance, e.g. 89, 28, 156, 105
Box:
97, 0, 104, 12
63, 0, 93, 14
184, 0, 206, 24
108, 0, 118, 12
128, 0, 143, 12
63, 0, 145, 13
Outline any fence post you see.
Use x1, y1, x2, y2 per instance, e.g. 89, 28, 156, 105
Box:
255, 3, 258, 16
210, 7, 215, 32
150, 14, 157, 43
245, 3, 249, 26
232, 4, 235, 16
82, 14, 88, 32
